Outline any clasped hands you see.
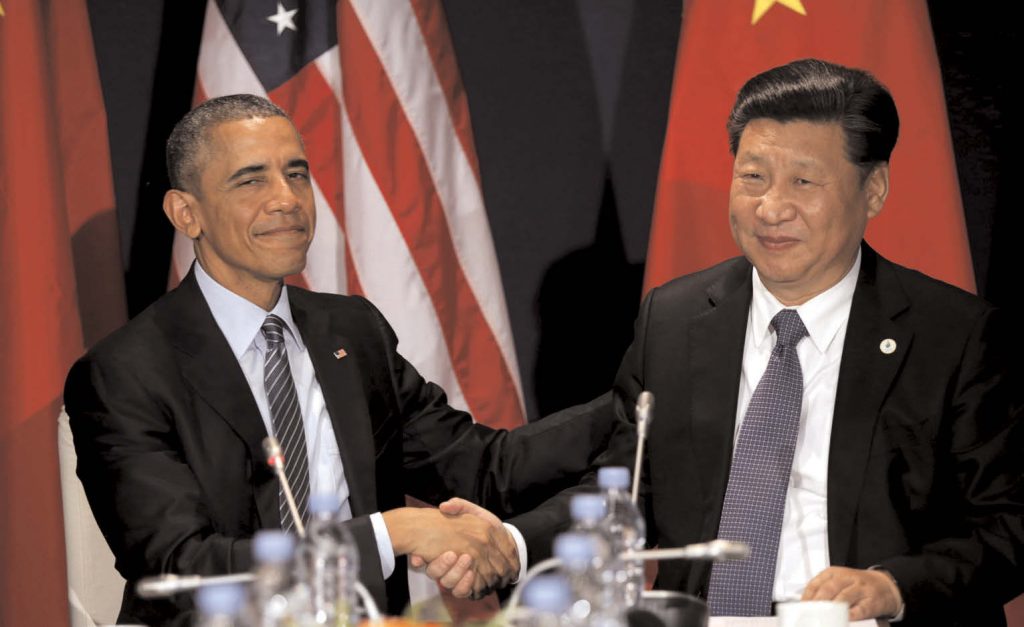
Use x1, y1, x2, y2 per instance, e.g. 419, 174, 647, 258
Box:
383, 498, 518, 599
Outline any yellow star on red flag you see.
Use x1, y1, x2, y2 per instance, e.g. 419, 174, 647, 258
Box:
751, 0, 807, 25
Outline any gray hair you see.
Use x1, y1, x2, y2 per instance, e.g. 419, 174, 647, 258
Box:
165, 94, 289, 194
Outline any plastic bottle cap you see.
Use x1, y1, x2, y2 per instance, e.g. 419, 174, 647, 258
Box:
195, 582, 246, 616
521, 574, 573, 613
597, 466, 630, 490
253, 529, 295, 564
553, 532, 597, 570
570, 493, 606, 521
308, 492, 342, 514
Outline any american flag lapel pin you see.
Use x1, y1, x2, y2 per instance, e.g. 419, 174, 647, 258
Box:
333, 347, 348, 360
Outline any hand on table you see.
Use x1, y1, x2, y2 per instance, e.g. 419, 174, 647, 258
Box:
802, 566, 903, 621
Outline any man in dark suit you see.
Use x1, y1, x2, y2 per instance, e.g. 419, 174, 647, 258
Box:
64, 95, 613, 626
591, 59, 1022, 625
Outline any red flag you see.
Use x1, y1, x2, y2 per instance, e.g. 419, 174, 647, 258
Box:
645, 0, 974, 294
0, 0, 124, 624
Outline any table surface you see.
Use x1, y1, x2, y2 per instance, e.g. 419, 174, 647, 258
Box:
710, 619, 883, 627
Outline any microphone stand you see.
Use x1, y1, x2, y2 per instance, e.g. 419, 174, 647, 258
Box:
136, 573, 383, 621
262, 436, 306, 538
632, 392, 654, 505
504, 539, 748, 615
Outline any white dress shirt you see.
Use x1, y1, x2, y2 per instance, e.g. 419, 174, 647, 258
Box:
734, 250, 861, 602
195, 264, 397, 578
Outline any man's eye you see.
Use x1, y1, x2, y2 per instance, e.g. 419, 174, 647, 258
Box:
741, 172, 764, 181
289, 171, 310, 180
794, 177, 814, 186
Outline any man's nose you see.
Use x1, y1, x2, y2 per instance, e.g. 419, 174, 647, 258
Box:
755, 185, 796, 224
267, 175, 301, 212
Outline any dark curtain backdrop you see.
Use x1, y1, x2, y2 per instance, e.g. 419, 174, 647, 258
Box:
86, 1, 1021, 420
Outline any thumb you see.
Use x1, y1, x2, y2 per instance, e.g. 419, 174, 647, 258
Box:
439, 497, 473, 515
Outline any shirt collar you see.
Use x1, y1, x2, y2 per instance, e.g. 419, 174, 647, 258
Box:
194, 262, 305, 358
749, 248, 861, 354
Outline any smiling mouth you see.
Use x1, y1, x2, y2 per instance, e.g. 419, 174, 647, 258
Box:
256, 226, 306, 237
756, 235, 798, 249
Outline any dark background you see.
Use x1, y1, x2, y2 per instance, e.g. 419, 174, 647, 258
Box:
85, 1, 1021, 420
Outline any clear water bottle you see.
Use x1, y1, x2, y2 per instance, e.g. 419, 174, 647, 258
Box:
194, 582, 246, 627
553, 532, 605, 624
246, 530, 296, 626
512, 573, 573, 627
567, 494, 617, 618
294, 493, 361, 626
597, 466, 647, 607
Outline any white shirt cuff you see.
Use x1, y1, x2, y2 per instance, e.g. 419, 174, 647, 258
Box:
503, 522, 529, 584
369, 512, 396, 579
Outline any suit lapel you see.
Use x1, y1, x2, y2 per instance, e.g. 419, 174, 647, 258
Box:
827, 246, 911, 563
156, 270, 279, 528
689, 264, 753, 535
290, 293, 377, 517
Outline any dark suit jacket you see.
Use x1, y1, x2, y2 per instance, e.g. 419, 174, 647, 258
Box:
64, 270, 615, 626
597, 244, 1023, 626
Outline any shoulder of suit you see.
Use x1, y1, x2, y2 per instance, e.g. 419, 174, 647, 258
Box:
646, 256, 751, 309
880, 255, 995, 322
286, 285, 376, 317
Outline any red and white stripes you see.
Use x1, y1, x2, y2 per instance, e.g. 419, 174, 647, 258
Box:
174, 0, 524, 428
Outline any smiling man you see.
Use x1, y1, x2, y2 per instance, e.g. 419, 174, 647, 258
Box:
64, 95, 613, 626
592, 59, 1023, 625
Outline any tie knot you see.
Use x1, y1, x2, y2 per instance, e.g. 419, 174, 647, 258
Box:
771, 309, 807, 348
261, 314, 287, 346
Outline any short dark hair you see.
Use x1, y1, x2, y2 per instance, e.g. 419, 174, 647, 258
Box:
727, 59, 899, 174
166, 94, 289, 194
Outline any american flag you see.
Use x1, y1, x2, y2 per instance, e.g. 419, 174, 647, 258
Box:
172, 0, 526, 431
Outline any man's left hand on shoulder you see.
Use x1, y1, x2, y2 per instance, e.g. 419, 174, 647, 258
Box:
802, 566, 903, 621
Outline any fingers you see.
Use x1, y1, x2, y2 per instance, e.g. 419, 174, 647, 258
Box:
437, 553, 474, 590
451, 569, 477, 599
802, 567, 901, 620
440, 497, 503, 527
420, 551, 459, 579
438, 498, 470, 516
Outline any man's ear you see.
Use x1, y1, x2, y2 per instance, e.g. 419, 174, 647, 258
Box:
163, 189, 203, 239
865, 163, 890, 219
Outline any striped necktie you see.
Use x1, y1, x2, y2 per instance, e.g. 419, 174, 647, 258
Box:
261, 314, 310, 531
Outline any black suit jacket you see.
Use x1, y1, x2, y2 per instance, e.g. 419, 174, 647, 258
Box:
64, 270, 615, 626
597, 245, 1023, 626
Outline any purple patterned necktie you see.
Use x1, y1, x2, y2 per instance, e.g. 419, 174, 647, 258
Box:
707, 309, 808, 616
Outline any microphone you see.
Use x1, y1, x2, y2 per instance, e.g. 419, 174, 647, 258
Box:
262, 436, 306, 538
620, 539, 750, 562
632, 391, 654, 505
504, 538, 747, 614
136, 573, 254, 598
136, 574, 382, 620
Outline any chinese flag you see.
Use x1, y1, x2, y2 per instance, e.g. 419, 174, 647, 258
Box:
0, 0, 125, 625
644, 0, 974, 294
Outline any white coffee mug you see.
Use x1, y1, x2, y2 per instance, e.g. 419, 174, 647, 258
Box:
776, 600, 849, 627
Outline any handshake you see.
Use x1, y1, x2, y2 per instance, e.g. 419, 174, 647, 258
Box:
382, 498, 519, 600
